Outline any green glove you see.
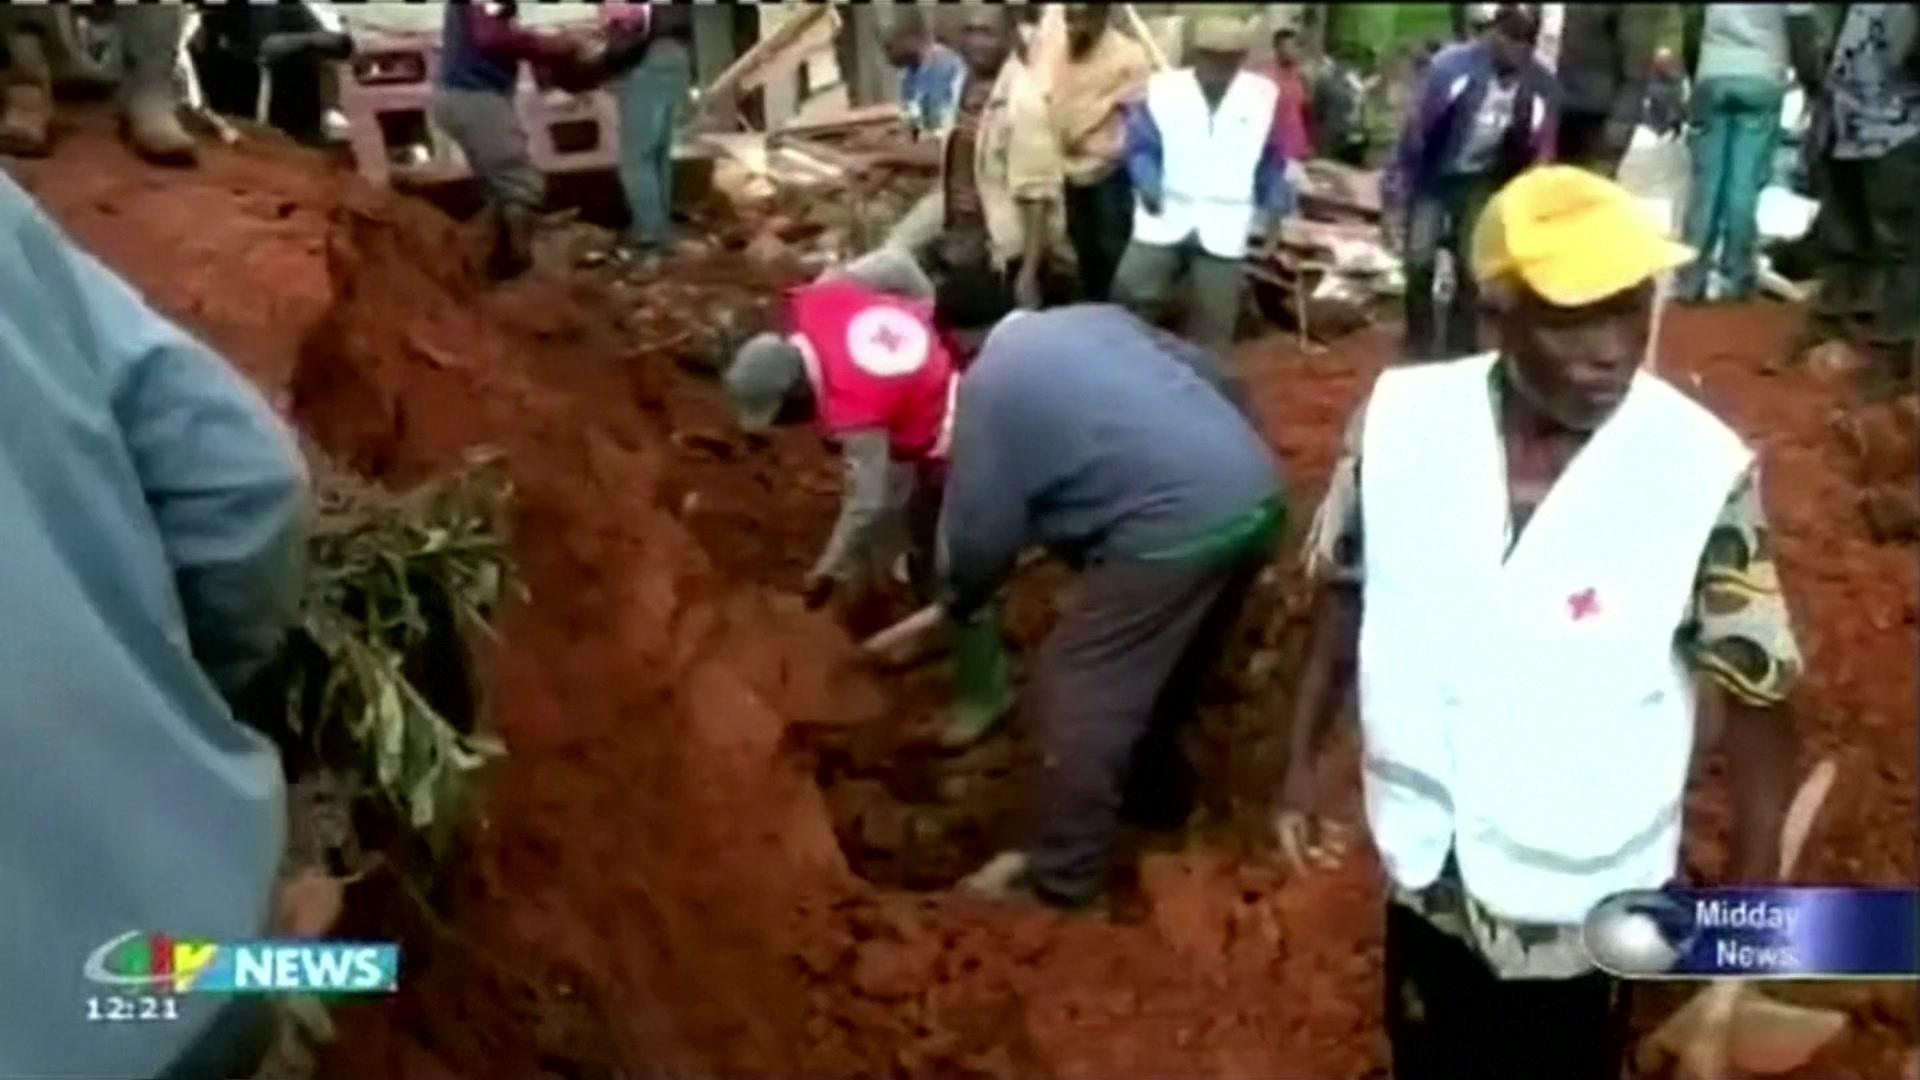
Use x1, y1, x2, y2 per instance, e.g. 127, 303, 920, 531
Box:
942, 610, 1013, 749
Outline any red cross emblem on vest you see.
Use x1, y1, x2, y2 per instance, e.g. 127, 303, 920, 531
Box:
870, 323, 905, 353
1567, 587, 1601, 622
846, 307, 928, 376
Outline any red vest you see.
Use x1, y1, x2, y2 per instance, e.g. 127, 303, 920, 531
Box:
786, 281, 956, 461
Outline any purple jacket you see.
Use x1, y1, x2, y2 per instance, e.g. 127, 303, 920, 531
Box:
1385, 41, 1559, 209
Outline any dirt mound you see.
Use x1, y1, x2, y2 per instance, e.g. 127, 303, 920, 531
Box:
284, 174, 1388, 1079
285, 179, 900, 1076
8, 116, 1913, 1080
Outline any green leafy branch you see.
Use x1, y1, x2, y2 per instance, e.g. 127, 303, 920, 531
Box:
283, 448, 522, 842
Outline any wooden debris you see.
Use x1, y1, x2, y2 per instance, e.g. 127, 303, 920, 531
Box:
776, 103, 905, 141
1297, 161, 1384, 220
698, 6, 842, 117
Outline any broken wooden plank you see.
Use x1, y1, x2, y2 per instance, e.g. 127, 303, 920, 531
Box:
776, 102, 907, 140
766, 134, 879, 175
699, 5, 842, 116
1121, 4, 1172, 71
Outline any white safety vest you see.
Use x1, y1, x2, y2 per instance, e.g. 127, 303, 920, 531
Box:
1132, 69, 1278, 259
1356, 354, 1752, 924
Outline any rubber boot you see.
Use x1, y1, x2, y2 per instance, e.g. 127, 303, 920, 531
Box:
116, 5, 197, 168
0, 29, 53, 158
488, 204, 536, 281
941, 613, 1013, 749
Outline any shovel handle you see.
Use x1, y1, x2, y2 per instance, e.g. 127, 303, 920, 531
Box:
859, 603, 945, 657
856, 550, 1045, 657
1778, 757, 1836, 879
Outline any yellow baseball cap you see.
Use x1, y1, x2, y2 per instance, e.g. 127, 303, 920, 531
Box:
1471, 165, 1697, 308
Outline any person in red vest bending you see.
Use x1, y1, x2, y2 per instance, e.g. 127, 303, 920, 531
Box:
723, 248, 1013, 745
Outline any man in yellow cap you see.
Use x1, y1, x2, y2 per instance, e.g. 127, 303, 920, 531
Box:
1275, 165, 1802, 1077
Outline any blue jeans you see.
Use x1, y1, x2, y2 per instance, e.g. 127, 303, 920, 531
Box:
617, 39, 691, 250
1679, 76, 1784, 301
1403, 172, 1498, 362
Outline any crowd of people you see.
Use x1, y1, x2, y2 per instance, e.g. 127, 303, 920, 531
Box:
0, 3, 1911, 1077
715, 5, 1831, 1075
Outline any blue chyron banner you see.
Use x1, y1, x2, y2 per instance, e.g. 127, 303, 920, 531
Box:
1584, 888, 1920, 979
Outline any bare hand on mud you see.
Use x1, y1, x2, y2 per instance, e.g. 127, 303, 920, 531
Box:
1275, 811, 1352, 875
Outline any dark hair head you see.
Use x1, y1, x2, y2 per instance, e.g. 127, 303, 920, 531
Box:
1490, 4, 1540, 44
883, 8, 930, 45
934, 262, 1015, 335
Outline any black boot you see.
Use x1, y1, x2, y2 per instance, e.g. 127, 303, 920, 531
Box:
487, 205, 535, 280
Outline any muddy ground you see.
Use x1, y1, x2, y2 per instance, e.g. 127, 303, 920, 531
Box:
9, 115, 1915, 1079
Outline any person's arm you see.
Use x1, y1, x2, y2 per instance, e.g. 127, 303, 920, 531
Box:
597, 20, 656, 80
1681, 5, 1704, 79
807, 431, 894, 594
824, 247, 936, 301
937, 385, 1028, 622
1276, 404, 1367, 852
1684, 465, 1801, 882
1123, 98, 1164, 212
900, 66, 924, 129
1529, 70, 1562, 165
1607, 4, 1660, 138
1253, 107, 1296, 220
467, 3, 576, 68
1283, 585, 1362, 791
1384, 56, 1448, 213
924, 54, 967, 136
1784, 7, 1825, 97
14, 185, 308, 700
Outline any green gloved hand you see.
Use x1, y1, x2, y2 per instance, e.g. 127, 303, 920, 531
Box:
942, 610, 1013, 749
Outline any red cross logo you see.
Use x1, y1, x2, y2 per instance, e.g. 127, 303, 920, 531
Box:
871, 323, 905, 353
1567, 588, 1601, 622
847, 308, 929, 376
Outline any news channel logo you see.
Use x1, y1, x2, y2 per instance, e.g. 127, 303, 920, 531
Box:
1583, 890, 1700, 976
84, 931, 400, 995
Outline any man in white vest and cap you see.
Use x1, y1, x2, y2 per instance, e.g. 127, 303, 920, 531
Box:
1276, 165, 1801, 1079
1112, 15, 1292, 354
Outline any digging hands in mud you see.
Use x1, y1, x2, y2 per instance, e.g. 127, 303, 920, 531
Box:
1274, 765, 1353, 876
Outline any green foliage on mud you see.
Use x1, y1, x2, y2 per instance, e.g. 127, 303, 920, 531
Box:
276, 449, 520, 850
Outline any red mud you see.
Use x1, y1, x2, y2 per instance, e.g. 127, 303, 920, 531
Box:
8, 114, 1914, 1079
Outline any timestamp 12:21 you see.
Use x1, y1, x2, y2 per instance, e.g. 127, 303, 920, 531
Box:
86, 995, 181, 1022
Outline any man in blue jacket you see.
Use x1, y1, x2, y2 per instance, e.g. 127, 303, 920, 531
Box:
884, 8, 967, 138
932, 266, 1285, 909
1386, 5, 1558, 362
0, 174, 309, 1078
